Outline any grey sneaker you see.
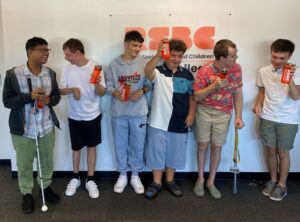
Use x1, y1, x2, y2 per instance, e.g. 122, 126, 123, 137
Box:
262, 181, 276, 197
269, 185, 287, 201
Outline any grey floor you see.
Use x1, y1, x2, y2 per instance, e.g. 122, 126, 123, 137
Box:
1, 165, 300, 222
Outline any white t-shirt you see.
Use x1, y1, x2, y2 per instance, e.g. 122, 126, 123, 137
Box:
257, 64, 300, 124
148, 68, 173, 131
60, 60, 106, 121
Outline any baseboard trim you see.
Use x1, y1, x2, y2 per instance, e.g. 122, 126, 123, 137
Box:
4, 159, 300, 181
0, 159, 11, 166
10, 170, 300, 181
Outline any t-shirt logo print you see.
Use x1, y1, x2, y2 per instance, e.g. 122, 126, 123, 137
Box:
118, 72, 141, 86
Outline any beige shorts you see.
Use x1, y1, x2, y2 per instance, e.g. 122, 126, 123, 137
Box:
194, 105, 231, 146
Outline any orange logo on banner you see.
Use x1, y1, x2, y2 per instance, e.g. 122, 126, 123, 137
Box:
125, 26, 215, 50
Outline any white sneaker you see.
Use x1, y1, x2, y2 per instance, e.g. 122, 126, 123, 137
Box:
85, 180, 99, 198
65, 178, 81, 196
130, 175, 144, 194
114, 175, 128, 193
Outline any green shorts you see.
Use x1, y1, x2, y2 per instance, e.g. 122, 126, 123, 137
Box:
194, 105, 231, 146
259, 118, 298, 150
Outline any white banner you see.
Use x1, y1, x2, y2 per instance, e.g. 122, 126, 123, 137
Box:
109, 13, 231, 74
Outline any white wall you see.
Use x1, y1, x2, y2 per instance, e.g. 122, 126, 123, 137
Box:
1, 0, 300, 172
0, 0, 13, 161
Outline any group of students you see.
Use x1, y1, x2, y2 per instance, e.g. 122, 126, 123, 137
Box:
2, 30, 300, 214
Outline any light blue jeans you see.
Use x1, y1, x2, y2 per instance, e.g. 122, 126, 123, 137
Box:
112, 116, 147, 175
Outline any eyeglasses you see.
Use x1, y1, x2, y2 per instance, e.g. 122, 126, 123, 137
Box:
31, 48, 51, 53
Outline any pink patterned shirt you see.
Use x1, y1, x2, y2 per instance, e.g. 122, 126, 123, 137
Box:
193, 61, 243, 113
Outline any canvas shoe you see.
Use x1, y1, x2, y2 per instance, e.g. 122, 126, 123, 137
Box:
130, 175, 144, 194
85, 180, 99, 198
269, 185, 287, 201
262, 180, 276, 197
206, 184, 221, 199
194, 181, 205, 197
114, 175, 128, 193
65, 178, 81, 196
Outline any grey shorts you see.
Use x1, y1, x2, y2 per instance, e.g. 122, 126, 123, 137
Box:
194, 105, 231, 146
259, 118, 298, 150
145, 126, 188, 170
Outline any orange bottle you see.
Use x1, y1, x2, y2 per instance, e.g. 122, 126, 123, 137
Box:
161, 39, 170, 60
281, 63, 294, 84
89, 65, 102, 84
121, 82, 131, 102
37, 100, 44, 109
37, 91, 46, 109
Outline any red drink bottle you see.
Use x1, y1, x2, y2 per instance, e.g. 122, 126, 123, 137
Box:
89, 65, 102, 84
281, 63, 294, 84
161, 39, 170, 60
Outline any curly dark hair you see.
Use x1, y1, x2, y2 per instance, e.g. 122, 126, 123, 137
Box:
169, 39, 187, 53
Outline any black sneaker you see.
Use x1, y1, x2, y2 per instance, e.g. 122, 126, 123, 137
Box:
22, 193, 34, 214
41, 186, 61, 204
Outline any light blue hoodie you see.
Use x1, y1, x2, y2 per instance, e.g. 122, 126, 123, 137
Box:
105, 55, 149, 117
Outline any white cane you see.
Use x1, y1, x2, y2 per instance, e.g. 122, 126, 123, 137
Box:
32, 105, 48, 212
28, 78, 48, 212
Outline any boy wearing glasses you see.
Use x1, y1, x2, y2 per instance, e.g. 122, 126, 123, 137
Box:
193, 39, 244, 199
2, 37, 61, 214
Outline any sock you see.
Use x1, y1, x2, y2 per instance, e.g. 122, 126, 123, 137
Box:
73, 172, 80, 180
87, 175, 95, 182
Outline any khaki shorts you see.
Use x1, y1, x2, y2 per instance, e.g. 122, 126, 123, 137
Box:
194, 105, 231, 146
259, 118, 298, 150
